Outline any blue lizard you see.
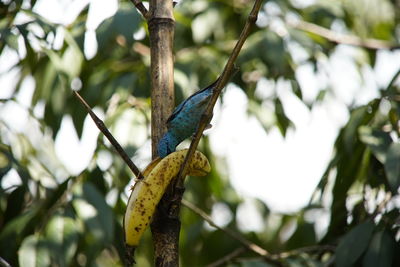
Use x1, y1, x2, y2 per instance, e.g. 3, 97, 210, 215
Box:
157, 78, 219, 158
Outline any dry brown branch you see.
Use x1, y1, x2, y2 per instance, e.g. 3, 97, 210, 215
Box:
130, 0, 149, 19
278, 244, 335, 258
176, 0, 265, 187
73, 91, 144, 181
205, 247, 247, 267
288, 20, 400, 50
181, 199, 281, 266
183, 199, 336, 265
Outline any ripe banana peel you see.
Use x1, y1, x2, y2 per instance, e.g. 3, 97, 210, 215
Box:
124, 149, 211, 248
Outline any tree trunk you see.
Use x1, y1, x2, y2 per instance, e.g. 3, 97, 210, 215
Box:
148, 1, 179, 266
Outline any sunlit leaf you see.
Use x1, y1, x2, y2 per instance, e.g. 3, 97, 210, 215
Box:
359, 126, 392, 164
240, 31, 291, 79
18, 235, 51, 267
0, 144, 12, 179
73, 182, 114, 243
5, 30, 19, 51
343, 0, 394, 39
192, 8, 222, 43
44, 215, 80, 266
247, 99, 275, 133
96, 3, 141, 52
343, 103, 378, 152
62, 30, 84, 78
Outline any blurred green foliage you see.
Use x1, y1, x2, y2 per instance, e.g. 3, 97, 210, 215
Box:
1, 0, 400, 266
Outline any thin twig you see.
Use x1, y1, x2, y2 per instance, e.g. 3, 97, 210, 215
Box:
371, 192, 392, 219
288, 20, 400, 50
385, 67, 400, 92
0, 257, 11, 267
183, 199, 337, 265
278, 244, 335, 259
73, 91, 145, 180
181, 199, 281, 265
176, 0, 264, 187
205, 247, 247, 267
130, 0, 149, 19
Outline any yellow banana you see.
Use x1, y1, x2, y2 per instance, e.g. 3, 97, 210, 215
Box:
124, 149, 211, 248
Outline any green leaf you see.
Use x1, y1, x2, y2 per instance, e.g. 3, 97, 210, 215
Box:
5, 30, 19, 51
72, 182, 114, 243
241, 259, 274, 267
42, 178, 71, 211
18, 235, 51, 267
343, 105, 375, 152
323, 101, 380, 241
247, 99, 275, 133
290, 79, 303, 101
3, 186, 27, 225
240, 31, 290, 78
44, 102, 63, 137
286, 221, 316, 250
384, 142, 400, 193
86, 167, 108, 195
0, 178, 70, 261
192, 8, 222, 43
359, 126, 392, 164
96, 3, 141, 51
362, 230, 395, 267
0, 144, 12, 179
44, 215, 80, 266
0, 208, 38, 262
62, 30, 84, 78
275, 98, 291, 136
335, 221, 375, 267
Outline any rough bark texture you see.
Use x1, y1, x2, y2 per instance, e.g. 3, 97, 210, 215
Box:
148, 1, 178, 266
149, 1, 175, 156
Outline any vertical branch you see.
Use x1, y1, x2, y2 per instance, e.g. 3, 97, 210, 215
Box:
176, 0, 264, 184
149, 0, 175, 157
148, 1, 177, 266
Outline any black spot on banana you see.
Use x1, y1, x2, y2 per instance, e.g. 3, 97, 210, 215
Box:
124, 149, 211, 250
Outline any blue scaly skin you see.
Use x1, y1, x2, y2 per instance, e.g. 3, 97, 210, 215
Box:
157, 78, 219, 158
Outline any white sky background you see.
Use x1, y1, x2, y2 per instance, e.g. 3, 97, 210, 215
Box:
1, 0, 400, 221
